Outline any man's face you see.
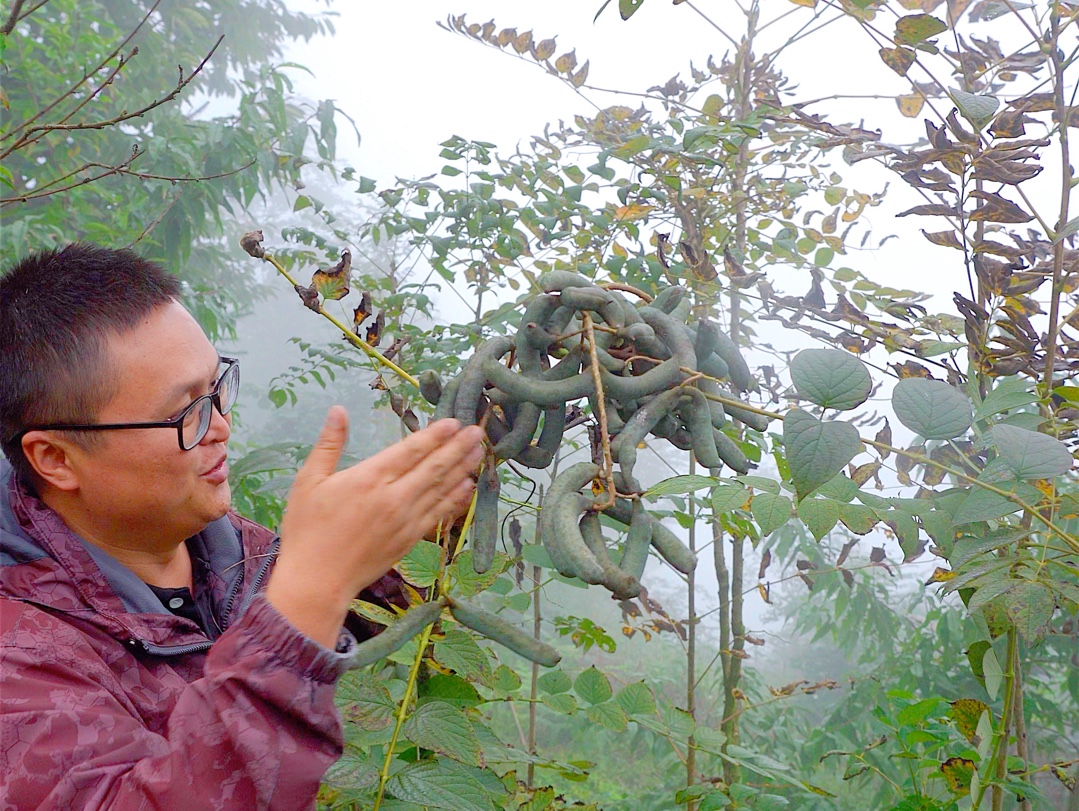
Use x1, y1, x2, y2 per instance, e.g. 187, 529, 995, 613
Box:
69, 300, 233, 542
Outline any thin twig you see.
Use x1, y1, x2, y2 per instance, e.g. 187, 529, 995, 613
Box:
0, 0, 26, 35
583, 312, 616, 510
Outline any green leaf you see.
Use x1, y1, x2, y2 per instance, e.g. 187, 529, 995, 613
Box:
974, 379, 1038, 420
336, 673, 396, 730
838, 502, 879, 534
402, 701, 482, 766
645, 474, 717, 497
797, 498, 840, 541
397, 541, 442, 587
752, 492, 793, 535
323, 751, 379, 790
434, 629, 489, 680
538, 669, 572, 694
574, 666, 613, 705
991, 425, 1073, 479
790, 349, 872, 410
615, 681, 657, 716
951, 89, 1000, 130
894, 13, 947, 45
418, 673, 482, 709
896, 697, 942, 726
585, 701, 628, 731
711, 484, 750, 514
386, 760, 495, 811
1001, 581, 1055, 642
490, 664, 522, 694
541, 692, 578, 714
892, 378, 972, 440
619, 0, 645, 20
784, 410, 861, 500
736, 475, 781, 495
450, 551, 506, 597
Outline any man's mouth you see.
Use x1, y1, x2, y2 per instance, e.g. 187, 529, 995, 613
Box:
201, 456, 229, 483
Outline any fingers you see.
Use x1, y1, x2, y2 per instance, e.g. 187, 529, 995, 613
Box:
292, 406, 349, 494
393, 424, 485, 494
360, 418, 469, 481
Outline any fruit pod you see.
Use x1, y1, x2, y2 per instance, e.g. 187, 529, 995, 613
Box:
579, 511, 641, 599
432, 375, 462, 422
601, 498, 634, 526
493, 402, 542, 461
514, 402, 565, 469
455, 336, 514, 425
484, 403, 513, 446
472, 466, 500, 574
649, 518, 697, 574
348, 597, 448, 670
677, 387, 723, 469
484, 359, 594, 406
418, 370, 443, 406
714, 429, 752, 474
615, 388, 686, 492
699, 353, 731, 382
692, 319, 720, 364
559, 285, 625, 329
713, 331, 756, 394
649, 285, 689, 314
449, 598, 561, 667
710, 383, 770, 432
538, 269, 592, 292
539, 464, 606, 582
697, 378, 729, 430
547, 304, 575, 340
618, 500, 653, 582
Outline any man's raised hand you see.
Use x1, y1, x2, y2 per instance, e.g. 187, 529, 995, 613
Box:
264, 407, 485, 648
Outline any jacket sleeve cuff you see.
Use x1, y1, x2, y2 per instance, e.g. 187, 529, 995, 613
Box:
232, 593, 356, 685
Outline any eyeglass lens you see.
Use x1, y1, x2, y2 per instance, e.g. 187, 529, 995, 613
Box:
180, 362, 240, 450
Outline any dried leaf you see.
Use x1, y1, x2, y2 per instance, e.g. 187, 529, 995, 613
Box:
897, 94, 925, 117
240, 229, 265, 258
968, 190, 1035, 223
571, 60, 590, 88
295, 283, 320, 313
366, 311, 385, 347
758, 548, 772, 579
311, 250, 352, 301
554, 50, 577, 74
921, 229, 965, 249
879, 46, 917, 76
533, 38, 557, 61
353, 291, 374, 331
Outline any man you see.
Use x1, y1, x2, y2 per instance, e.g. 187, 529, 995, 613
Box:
0, 243, 485, 809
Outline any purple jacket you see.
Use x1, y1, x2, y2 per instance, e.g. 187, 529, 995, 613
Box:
0, 458, 368, 810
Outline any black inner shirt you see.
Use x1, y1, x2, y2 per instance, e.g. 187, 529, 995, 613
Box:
147, 584, 209, 633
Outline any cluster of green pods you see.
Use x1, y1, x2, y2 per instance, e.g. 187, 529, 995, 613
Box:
426, 270, 762, 597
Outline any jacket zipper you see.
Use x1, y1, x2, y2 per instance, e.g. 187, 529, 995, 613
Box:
131, 537, 280, 657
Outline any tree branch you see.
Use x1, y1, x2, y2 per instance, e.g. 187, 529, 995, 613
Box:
1, 0, 25, 35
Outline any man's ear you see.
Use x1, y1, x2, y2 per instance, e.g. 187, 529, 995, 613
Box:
20, 432, 81, 492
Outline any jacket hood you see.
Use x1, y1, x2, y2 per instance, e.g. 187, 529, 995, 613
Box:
0, 456, 275, 652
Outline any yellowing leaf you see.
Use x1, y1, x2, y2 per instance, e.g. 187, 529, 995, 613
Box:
614, 203, 653, 222
571, 60, 590, 88
788, 0, 817, 6
949, 698, 989, 743
534, 38, 557, 61
897, 93, 925, 117
941, 757, 975, 796
879, 46, 916, 76
926, 567, 956, 584
555, 50, 577, 74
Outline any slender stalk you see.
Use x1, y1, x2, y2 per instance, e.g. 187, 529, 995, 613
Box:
255, 250, 419, 387
526, 483, 546, 789
1013, 644, 1031, 811
686, 456, 698, 808
1043, 5, 1071, 394
977, 629, 1019, 811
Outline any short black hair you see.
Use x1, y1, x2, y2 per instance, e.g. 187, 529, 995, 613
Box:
0, 243, 182, 481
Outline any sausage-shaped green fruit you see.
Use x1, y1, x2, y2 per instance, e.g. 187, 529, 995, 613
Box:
576, 511, 641, 599
613, 387, 685, 492
455, 336, 514, 425
699, 353, 731, 382
432, 375, 462, 422
538, 269, 591, 292
472, 467, 500, 573
449, 599, 562, 667
619, 500, 653, 582
539, 464, 606, 582
697, 378, 729, 430
348, 598, 448, 670
484, 359, 594, 405
714, 429, 751, 474
418, 370, 443, 405
677, 387, 723, 469
650, 285, 689, 314
693, 319, 720, 364
710, 382, 769, 432
493, 402, 541, 461
650, 519, 697, 574
514, 402, 565, 469
559, 285, 625, 329
713, 331, 756, 394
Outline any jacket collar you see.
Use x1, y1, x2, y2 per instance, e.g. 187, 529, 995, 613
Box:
0, 457, 272, 651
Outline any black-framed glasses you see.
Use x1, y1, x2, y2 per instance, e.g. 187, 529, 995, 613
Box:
12, 357, 240, 451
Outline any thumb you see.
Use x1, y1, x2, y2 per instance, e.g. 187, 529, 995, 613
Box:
293, 406, 348, 491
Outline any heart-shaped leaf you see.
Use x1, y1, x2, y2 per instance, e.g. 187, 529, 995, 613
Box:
784, 409, 861, 500
790, 348, 872, 411
751, 492, 793, 535
892, 378, 972, 439
991, 424, 1073, 479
